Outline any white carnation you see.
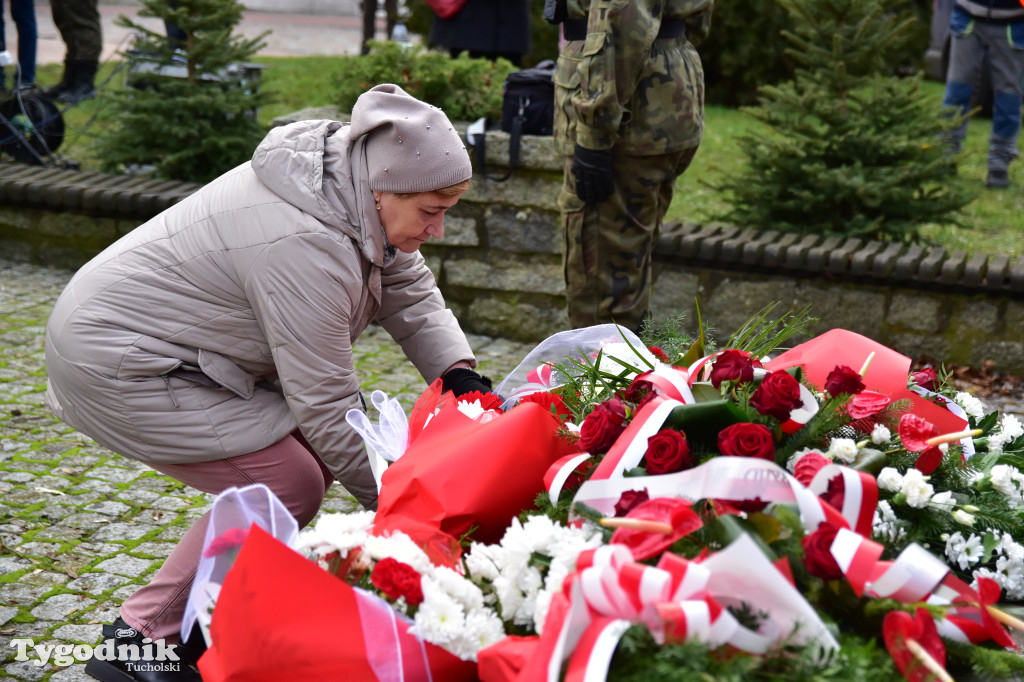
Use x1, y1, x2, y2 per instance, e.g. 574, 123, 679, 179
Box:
929, 490, 955, 512
989, 464, 1020, 497
828, 437, 859, 463
954, 392, 986, 420
1002, 414, 1023, 440
953, 509, 975, 527
870, 424, 891, 445
876, 467, 903, 492
901, 469, 934, 508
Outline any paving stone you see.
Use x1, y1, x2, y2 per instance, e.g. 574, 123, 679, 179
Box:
32, 525, 84, 542
113, 489, 161, 506
149, 496, 194, 511
0, 604, 18, 625
65, 573, 130, 596
0, 555, 33, 575
3, 660, 49, 681
94, 555, 156, 578
157, 526, 189, 542
131, 541, 176, 558
21, 571, 70, 587
83, 501, 131, 517
52, 624, 103, 643
31, 593, 96, 621
91, 523, 157, 543
1, 583, 50, 604
67, 479, 118, 495
49, 664, 96, 681
70, 542, 124, 557
112, 584, 142, 601
86, 466, 143, 484
13, 542, 62, 557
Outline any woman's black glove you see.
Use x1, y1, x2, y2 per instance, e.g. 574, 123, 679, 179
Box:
442, 367, 494, 397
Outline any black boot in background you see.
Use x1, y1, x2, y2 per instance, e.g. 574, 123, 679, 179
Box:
57, 59, 97, 105
44, 59, 76, 99
84, 617, 202, 682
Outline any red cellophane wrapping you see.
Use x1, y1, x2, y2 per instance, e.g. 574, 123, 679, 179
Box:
374, 400, 581, 548
198, 525, 478, 682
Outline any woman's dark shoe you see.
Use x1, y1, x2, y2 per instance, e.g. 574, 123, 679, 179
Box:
84, 617, 202, 682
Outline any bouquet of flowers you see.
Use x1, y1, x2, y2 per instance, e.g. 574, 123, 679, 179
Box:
195, 308, 1024, 682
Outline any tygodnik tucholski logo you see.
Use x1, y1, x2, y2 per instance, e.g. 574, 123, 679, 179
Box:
9, 631, 182, 670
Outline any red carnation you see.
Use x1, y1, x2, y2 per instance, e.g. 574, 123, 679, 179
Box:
644, 429, 693, 475
203, 527, 250, 558
793, 451, 831, 487
578, 398, 628, 453
802, 524, 844, 580
614, 488, 650, 516
910, 367, 939, 392
709, 349, 760, 389
518, 391, 572, 422
824, 365, 865, 398
458, 390, 504, 411
749, 371, 803, 421
717, 422, 775, 461
370, 557, 424, 606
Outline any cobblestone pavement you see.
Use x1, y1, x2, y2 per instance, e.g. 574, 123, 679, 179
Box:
0, 258, 535, 681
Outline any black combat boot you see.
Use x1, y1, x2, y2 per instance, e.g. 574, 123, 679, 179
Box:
57, 59, 97, 105
84, 617, 202, 682
44, 59, 76, 99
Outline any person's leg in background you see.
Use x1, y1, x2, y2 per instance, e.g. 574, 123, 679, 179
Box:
10, 0, 36, 86
983, 20, 1024, 188
46, 0, 101, 103
560, 149, 696, 334
941, 14, 985, 156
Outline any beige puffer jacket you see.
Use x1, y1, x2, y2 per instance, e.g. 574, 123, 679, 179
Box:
44, 119, 475, 509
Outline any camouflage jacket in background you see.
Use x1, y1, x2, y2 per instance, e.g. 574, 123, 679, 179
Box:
553, 0, 714, 157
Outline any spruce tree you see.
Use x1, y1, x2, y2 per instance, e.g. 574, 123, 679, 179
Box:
716, 0, 974, 242
92, 0, 270, 183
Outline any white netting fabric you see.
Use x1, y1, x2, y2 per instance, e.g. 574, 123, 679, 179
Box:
182, 483, 298, 643
493, 323, 645, 410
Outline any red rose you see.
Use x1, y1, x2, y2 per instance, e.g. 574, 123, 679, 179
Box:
614, 488, 650, 516
802, 524, 844, 580
793, 451, 830, 486
518, 391, 572, 422
910, 367, 939, 392
749, 371, 803, 421
824, 365, 865, 397
202, 527, 249, 558
644, 429, 693, 475
579, 398, 628, 453
709, 349, 759, 389
370, 557, 424, 606
648, 346, 670, 363
717, 423, 775, 460
819, 473, 845, 511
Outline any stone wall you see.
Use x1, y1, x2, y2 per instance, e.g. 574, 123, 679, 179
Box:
2, 109, 1022, 372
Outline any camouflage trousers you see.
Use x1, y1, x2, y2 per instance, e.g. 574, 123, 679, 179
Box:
559, 148, 697, 333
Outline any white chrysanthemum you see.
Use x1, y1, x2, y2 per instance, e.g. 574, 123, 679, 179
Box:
464, 543, 501, 583
971, 567, 1003, 592
828, 438, 859, 464
595, 342, 657, 378
413, 585, 467, 646
954, 392, 986, 420
454, 609, 508, 660
1002, 414, 1024, 440
431, 565, 486, 611
929, 490, 955, 512
877, 467, 903, 493
989, 464, 1020, 497
362, 532, 432, 574
295, 511, 375, 555
901, 469, 934, 508
998, 535, 1024, 563
959, 534, 984, 570
870, 424, 891, 445
945, 531, 967, 561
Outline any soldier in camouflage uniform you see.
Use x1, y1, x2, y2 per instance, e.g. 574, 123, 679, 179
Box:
553, 0, 713, 332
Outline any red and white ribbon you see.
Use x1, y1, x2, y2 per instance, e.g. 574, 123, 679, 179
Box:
589, 397, 685, 481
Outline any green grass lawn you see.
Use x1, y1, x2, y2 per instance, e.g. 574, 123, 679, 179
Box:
38, 58, 1022, 257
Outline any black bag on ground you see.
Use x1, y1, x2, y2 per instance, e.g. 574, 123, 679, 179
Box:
500, 60, 555, 137
474, 60, 555, 182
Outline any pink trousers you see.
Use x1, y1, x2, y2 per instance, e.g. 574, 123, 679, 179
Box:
119, 431, 334, 642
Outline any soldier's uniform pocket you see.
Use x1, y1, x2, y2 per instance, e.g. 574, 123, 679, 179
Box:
554, 50, 582, 146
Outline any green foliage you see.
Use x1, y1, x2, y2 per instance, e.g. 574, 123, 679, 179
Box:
91, 0, 270, 183
714, 0, 975, 242
334, 41, 514, 122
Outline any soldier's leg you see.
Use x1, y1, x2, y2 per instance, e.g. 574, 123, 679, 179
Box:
942, 15, 986, 153
561, 151, 695, 332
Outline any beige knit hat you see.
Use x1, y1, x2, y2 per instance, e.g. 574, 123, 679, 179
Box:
349, 83, 472, 193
